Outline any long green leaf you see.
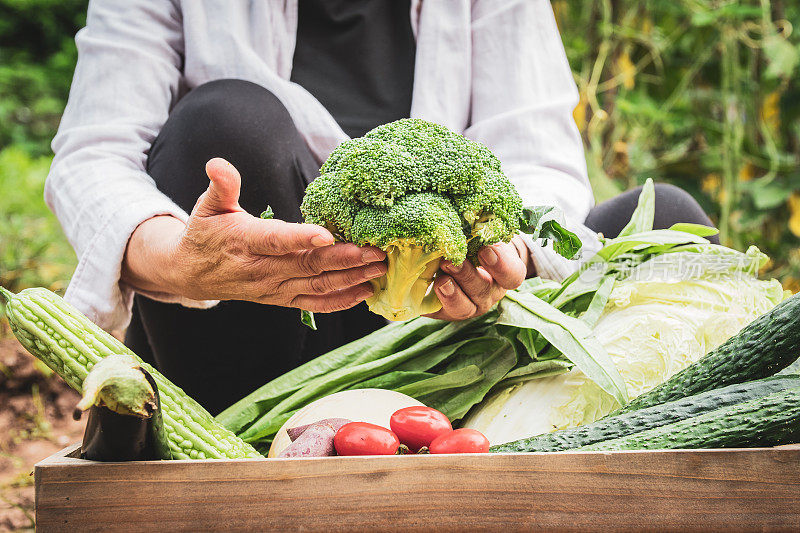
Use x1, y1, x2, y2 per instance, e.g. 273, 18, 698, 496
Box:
419, 338, 517, 421
516, 328, 540, 359
395, 365, 484, 397
393, 335, 497, 372
496, 359, 573, 388
596, 230, 709, 262
349, 371, 436, 391
616, 178, 655, 237
515, 277, 563, 301
549, 266, 606, 309
579, 275, 615, 328
667, 222, 720, 237
503, 358, 573, 380
498, 292, 628, 405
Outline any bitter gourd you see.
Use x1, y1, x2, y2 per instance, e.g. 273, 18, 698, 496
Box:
0, 287, 261, 460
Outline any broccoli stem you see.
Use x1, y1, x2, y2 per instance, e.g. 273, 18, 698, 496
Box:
366, 243, 444, 321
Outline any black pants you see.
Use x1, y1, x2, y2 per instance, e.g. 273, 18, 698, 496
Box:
126, 79, 718, 414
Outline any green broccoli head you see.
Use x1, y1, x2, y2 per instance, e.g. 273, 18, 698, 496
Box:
300, 118, 580, 321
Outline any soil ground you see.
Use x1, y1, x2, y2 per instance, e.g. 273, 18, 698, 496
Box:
0, 334, 85, 532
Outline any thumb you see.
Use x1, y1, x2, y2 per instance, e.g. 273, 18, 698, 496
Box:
193, 157, 243, 217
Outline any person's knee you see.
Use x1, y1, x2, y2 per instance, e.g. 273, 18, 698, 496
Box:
166, 79, 299, 156
652, 182, 720, 243
653, 182, 694, 206
147, 79, 314, 218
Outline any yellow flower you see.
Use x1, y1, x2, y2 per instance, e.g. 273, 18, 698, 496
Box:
701, 173, 721, 196
761, 91, 781, 134
641, 17, 653, 35
789, 192, 800, 238
573, 91, 588, 133
738, 162, 755, 182
617, 50, 636, 91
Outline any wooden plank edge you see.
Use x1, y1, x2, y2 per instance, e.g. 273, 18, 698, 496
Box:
36, 441, 800, 467
35, 443, 82, 466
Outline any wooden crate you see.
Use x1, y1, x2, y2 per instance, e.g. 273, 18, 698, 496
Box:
35, 444, 800, 532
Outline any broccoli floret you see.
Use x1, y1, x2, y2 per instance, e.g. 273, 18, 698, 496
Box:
300, 118, 580, 321
300, 172, 362, 241
452, 169, 524, 258
363, 119, 502, 196
332, 139, 419, 207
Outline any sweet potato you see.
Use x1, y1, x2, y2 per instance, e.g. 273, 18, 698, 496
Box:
278, 418, 352, 458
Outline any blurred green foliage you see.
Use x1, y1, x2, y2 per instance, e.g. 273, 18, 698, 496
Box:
0, 0, 798, 305
0, 0, 84, 313
555, 0, 800, 291
0, 146, 75, 294
0, 0, 86, 155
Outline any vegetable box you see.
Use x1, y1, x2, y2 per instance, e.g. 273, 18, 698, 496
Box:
35, 443, 800, 531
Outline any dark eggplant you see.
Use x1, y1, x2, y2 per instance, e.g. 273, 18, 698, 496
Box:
77, 355, 172, 461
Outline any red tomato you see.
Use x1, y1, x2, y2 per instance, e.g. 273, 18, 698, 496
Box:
390, 406, 452, 452
429, 428, 490, 454
334, 422, 400, 456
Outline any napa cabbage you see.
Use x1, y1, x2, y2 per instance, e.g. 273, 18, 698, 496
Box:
462, 245, 786, 446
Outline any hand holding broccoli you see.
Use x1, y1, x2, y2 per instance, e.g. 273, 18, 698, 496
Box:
122, 158, 387, 312
424, 238, 530, 321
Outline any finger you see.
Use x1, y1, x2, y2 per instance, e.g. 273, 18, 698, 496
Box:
429, 275, 477, 321
289, 243, 386, 276
247, 219, 335, 255
478, 242, 527, 290
290, 282, 374, 313
194, 158, 244, 217
285, 262, 387, 295
441, 259, 495, 303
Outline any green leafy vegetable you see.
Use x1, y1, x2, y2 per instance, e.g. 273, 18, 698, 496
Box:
498, 292, 628, 405
395, 365, 484, 397
259, 206, 274, 219
616, 178, 654, 237
418, 338, 517, 421
519, 205, 583, 259
463, 182, 785, 446
300, 309, 316, 330
667, 223, 719, 237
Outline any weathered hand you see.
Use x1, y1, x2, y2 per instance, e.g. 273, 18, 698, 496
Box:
122, 158, 386, 313
424, 238, 531, 321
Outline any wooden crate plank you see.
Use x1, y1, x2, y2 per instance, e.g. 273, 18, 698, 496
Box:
35, 447, 800, 532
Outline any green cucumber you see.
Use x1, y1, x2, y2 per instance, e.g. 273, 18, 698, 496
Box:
617, 292, 800, 414
489, 375, 799, 453
581, 386, 800, 451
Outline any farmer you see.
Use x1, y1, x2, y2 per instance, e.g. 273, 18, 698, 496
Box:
47, 0, 717, 414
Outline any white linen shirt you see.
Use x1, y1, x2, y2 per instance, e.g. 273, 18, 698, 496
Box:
46, 0, 600, 336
